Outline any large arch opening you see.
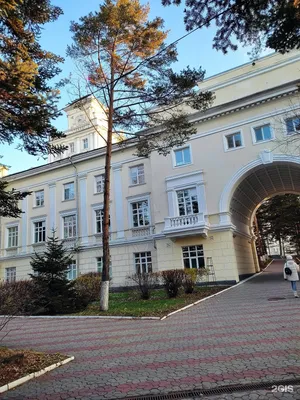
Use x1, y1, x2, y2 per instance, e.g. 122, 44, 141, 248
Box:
230, 161, 300, 236
223, 159, 300, 280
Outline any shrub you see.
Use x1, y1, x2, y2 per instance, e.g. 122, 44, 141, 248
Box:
182, 268, 198, 294
160, 269, 185, 298
127, 272, 159, 300
74, 272, 102, 306
0, 280, 40, 316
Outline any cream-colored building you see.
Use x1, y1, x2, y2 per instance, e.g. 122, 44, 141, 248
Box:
1, 51, 300, 286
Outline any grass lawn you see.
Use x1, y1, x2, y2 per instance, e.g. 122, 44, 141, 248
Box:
73, 286, 229, 318
0, 347, 66, 387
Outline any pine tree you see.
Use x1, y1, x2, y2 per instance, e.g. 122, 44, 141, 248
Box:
162, 0, 300, 53
29, 233, 77, 315
68, 0, 212, 310
0, 0, 66, 217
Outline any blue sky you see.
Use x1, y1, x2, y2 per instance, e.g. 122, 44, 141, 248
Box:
2, 0, 259, 174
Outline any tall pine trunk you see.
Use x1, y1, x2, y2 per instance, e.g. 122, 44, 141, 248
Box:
100, 56, 115, 311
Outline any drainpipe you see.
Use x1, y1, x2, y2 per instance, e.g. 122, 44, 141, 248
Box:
68, 157, 80, 277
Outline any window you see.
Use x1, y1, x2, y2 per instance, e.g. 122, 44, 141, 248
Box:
130, 165, 145, 185
69, 142, 75, 153
83, 138, 89, 149
63, 215, 77, 239
34, 221, 46, 243
95, 209, 104, 234
96, 257, 103, 273
253, 124, 272, 143
182, 245, 205, 269
174, 147, 191, 167
35, 190, 44, 207
5, 267, 16, 282
67, 261, 77, 280
286, 116, 300, 135
134, 252, 152, 274
96, 257, 112, 277
95, 174, 105, 193
225, 132, 242, 150
177, 188, 199, 216
64, 182, 75, 200
7, 226, 18, 248
131, 200, 150, 227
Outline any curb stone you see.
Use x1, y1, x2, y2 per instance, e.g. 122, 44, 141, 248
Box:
0, 355, 74, 393
0, 260, 274, 323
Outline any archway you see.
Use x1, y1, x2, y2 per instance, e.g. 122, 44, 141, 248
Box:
219, 153, 300, 279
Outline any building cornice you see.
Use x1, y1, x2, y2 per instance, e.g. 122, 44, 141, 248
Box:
5, 81, 299, 183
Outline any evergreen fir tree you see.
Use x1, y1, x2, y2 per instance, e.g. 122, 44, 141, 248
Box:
29, 232, 77, 315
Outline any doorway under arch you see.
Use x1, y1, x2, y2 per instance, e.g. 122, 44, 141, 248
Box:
219, 155, 300, 280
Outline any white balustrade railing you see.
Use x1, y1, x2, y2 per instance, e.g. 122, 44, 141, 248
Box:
130, 226, 154, 238
164, 213, 204, 231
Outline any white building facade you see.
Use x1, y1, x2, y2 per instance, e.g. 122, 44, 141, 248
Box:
1, 51, 300, 286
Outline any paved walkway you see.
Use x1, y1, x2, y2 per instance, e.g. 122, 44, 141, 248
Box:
2, 260, 300, 400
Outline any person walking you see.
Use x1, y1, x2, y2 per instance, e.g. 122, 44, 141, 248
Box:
283, 255, 300, 298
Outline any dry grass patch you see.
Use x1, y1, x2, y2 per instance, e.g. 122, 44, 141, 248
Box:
0, 347, 66, 387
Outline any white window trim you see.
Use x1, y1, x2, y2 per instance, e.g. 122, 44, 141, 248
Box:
172, 144, 193, 169
223, 130, 245, 152
251, 122, 275, 145
34, 189, 45, 208
181, 245, 205, 269
5, 267, 16, 282
83, 137, 89, 150
67, 260, 77, 280
283, 114, 300, 137
59, 209, 77, 240
31, 216, 47, 245
6, 223, 20, 249
127, 194, 151, 229
69, 142, 75, 154
92, 203, 103, 235
134, 251, 152, 274
94, 174, 105, 194
63, 182, 75, 201
176, 186, 199, 217
129, 164, 145, 186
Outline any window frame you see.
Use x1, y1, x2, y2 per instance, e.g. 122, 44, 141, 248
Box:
176, 187, 199, 216
7, 225, 19, 248
223, 131, 244, 152
35, 189, 45, 207
63, 182, 75, 201
83, 138, 89, 150
285, 116, 300, 136
129, 164, 145, 186
67, 260, 77, 280
5, 267, 16, 282
129, 196, 151, 228
62, 214, 77, 239
33, 219, 46, 244
182, 245, 205, 269
251, 123, 274, 145
69, 142, 75, 153
94, 174, 105, 194
172, 145, 192, 168
134, 252, 152, 274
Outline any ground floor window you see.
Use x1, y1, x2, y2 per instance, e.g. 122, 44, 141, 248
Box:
134, 252, 152, 274
96, 257, 112, 277
67, 261, 77, 280
182, 245, 205, 268
96, 257, 103, 273
5, 267, 16, 282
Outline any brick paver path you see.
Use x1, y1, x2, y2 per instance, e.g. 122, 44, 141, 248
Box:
2, 260, 300, 400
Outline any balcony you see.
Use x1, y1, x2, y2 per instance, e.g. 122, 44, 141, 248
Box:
163, 213, 209, 238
